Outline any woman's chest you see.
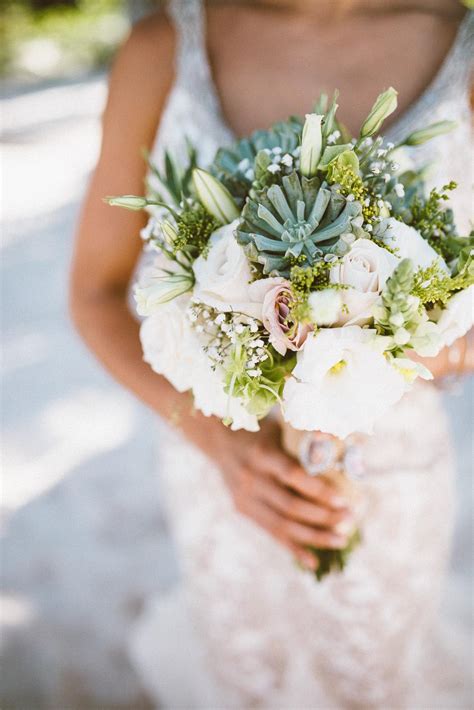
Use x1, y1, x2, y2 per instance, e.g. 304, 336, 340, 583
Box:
208, 9, 462, 136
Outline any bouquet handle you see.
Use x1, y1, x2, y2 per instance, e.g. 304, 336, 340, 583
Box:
280, 421, 363, 580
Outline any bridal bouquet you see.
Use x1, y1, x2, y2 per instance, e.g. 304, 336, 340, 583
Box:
108, 88, 473, 577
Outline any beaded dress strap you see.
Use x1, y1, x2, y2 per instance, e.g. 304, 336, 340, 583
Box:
388, 10, 473, 142
165, 0, 214, 92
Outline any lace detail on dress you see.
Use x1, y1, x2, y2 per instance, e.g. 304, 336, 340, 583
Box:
129, 6, 474, 708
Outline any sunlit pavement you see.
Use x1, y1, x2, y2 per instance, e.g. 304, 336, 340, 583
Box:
1, 75, 176, 708
1, 76, 472, 707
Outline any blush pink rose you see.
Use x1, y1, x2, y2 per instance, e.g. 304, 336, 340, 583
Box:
261, 280, 311, 356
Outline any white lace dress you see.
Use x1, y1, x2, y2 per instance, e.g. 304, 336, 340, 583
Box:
130, 4, 473, 708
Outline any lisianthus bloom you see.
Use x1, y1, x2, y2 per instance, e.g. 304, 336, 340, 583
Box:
250, 278, 311, 355
380, 218, 448, 271
282, 327, 407, 438
330, 238, 398, 325
193, 220, 264, 320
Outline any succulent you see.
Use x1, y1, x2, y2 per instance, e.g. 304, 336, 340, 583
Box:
209, 117, 303, 203
236, 172, 364, 276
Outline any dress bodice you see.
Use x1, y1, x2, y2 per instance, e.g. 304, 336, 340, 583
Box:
149, 1, 473, 230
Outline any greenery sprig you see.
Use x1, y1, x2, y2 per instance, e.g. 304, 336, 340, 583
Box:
412, 258, 474, 308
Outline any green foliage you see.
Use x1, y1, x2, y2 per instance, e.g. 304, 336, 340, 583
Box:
2, 0, 127, 80
224, 342, 295, 419
237, 173, 363, 276
326, 151, 380, 224
172, 204, 219, 259
310, 529, 362, 582
209, 117, 304, 203
146, 144, 198, 207
405, 182, 459, 261
412, 257, 474, 307
289, 261, 340, 321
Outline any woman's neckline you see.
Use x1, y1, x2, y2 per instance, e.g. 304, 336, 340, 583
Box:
199, 6, 470, 144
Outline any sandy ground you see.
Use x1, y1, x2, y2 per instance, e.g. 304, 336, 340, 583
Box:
1, 75, 473, 709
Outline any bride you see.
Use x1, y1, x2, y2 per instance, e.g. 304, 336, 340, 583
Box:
70, 0, 473, 707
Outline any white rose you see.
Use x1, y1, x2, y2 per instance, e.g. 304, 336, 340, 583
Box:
434, 285, 474, 349
330, 238, 399, 325
140, 298, 204, 393
282, 327, 407, 438
193, 220, 263, 319
380, 218, 448, 271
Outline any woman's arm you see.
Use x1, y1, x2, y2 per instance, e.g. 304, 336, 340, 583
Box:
70, 16, 353, 572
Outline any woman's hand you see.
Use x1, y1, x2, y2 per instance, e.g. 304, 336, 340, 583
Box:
206, 418, 355, 572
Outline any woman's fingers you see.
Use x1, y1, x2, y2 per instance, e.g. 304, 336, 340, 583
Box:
290, 544, 319, 572
274, 463, 350, 511
242, 493, 348, 556
253, 443, 347, 509
253, 475, 352, 531
242, 498, 317, 570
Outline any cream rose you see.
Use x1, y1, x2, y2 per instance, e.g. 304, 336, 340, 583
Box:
250, 278, 311, 355
380, 218, 448, 272
330, 238, 398, 325
193, 220, 263, 319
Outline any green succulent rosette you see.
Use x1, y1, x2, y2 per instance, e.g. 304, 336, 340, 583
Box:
236, 172, 365, 276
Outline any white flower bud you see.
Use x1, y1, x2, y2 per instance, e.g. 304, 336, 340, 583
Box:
394, 327, 411, 346
308, 289, 342, 326
403, 120, 457, 146
106, 195, 148, 210
360, 87, 398, 139
161, 220, 178, 245
134, 271, 194, 315
389, 312, 405, 328
300, 113, 324, 177
192, 169, 240, 224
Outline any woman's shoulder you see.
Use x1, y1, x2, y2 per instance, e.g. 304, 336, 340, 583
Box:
112, 11, 175, 86
104, 12, 176, 140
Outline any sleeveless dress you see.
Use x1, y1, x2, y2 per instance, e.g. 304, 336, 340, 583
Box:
130, 4, 473, 708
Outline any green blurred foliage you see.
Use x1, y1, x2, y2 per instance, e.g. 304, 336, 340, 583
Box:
1, 0, 130, 82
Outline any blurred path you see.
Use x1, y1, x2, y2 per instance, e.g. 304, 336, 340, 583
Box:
1, 75, 177, 709
0, 76, 472, 708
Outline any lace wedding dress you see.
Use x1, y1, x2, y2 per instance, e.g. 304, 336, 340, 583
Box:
129, 4, 473, 708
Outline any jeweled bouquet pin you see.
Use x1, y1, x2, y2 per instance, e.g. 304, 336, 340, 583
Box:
107, 88, 473, 580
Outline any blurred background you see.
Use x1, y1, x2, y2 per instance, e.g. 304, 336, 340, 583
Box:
1, 1, 473, 708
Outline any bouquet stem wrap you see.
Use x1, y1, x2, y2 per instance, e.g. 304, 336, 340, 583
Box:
280, 421, 363, 581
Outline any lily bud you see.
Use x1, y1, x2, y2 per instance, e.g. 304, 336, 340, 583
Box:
134, 271, 194, 315
105, 195, 148, 210
300, 113, 324, 177
403, 120, 457, 146
192, 169, 239, 224
360, 87, 398, 139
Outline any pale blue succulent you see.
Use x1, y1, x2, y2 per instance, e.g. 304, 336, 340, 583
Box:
236, 173, 363, 276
